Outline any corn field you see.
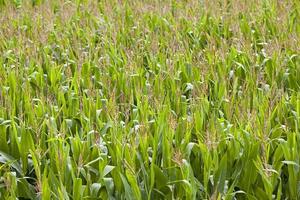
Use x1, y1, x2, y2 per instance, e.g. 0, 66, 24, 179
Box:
0, 0, 299, 199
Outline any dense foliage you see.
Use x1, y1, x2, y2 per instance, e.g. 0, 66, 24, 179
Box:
0, 0, 299, 199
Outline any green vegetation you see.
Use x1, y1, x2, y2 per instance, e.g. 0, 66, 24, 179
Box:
0, 0, 299, 199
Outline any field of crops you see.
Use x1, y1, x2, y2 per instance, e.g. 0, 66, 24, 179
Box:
0, 0, 299, 199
